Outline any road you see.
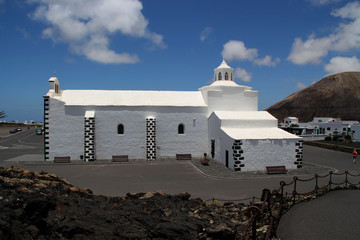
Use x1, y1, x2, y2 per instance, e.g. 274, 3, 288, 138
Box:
0, 128, 44, 161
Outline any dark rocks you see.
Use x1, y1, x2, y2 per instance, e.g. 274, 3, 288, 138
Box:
0, 166, 254, 239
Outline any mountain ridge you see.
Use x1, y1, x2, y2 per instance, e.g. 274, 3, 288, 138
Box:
265, 72, 360, 122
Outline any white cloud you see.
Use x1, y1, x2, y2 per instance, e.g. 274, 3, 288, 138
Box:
331, 1, 360, 51
222, 40, 258, 61
222, 40, 279, 67
30, 0, 165, 64
288, 2, 360, 65
306, 0, 341, 6
324, 56, 360, 75
200, 27, 213, 42
287, 35, 332, 65
235, 67, 252, 82
297, 82, 307, 89
254, 55, 280, 67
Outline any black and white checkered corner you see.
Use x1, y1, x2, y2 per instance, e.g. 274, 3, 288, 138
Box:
84, 117, 95, 161
146, 117, 156, 161
295, 140, 303, 168
233, 140, 245, 172
43, 96, 50, 161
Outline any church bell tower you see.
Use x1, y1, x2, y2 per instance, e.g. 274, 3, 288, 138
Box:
214, 59, 233, 81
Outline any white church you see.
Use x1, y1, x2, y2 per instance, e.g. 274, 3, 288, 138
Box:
43, 60, 303, 172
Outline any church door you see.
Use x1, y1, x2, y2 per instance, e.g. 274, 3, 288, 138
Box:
146, 117, 156, 161
225, 150, 229, 168
211, 139, 215, 158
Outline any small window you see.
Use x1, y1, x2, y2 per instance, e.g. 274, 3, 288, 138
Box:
218, 72, 222, 80
118, 124, 124, 134
178, 124, 184, 134
225, 72, 229, 80
327, 127, 330, 130
231, 73, 233, 80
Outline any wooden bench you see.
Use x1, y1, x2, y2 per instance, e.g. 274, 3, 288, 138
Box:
201, 158, 209, 166
266, 166, 287, 174
176, 154, 192, 160
54, 156, 71, 163
112, 155, 129, 162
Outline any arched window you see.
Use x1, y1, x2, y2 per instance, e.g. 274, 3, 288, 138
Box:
117, 124, 124, 134
225, 72, 229, 80
178, 124, 184, 134
218, 72, 222, 80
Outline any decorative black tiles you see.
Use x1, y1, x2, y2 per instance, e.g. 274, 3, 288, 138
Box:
295, 141, 303, 168
233, 140, 244, 172
84, 116, 95, 161
146, 117, 156, 161
43, 96, 50, 161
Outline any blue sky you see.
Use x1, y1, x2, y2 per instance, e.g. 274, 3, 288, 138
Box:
1, 0, 360, 122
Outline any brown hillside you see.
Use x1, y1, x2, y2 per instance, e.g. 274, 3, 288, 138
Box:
266, 72, 360, 123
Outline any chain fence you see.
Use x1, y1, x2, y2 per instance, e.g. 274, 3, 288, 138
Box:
206, 171, 360, 240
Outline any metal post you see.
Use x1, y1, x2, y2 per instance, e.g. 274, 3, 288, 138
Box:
345, 171, 348, 189
293, 177, 298, 205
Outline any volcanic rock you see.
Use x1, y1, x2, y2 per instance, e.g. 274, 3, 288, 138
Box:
266, 72, 360, 122
0, 166, 258, 239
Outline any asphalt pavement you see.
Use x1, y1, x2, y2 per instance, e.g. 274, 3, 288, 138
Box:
277, 190, 360, 240
1, 130, 360, 239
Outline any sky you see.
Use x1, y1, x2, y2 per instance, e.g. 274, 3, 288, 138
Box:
1, 0, 360, 122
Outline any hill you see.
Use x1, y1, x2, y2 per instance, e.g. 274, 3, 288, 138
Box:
266, 72, 360, 123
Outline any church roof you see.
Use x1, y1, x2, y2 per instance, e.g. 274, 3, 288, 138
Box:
215, 59, 232, 69
214, 111, 276, 121
57, 90, 207, 107
213, 111, 301, 139
221, 127, 301, 139
208, 80, 251, 88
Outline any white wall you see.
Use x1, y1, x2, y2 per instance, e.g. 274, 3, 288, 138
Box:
208, 113, 298, 171
208, 113, 223, 164
95, 106, 208, 159
48, 102, 209, 160
201, 85, 258, 115
208, 113, 238, 169
352, 125, 360, 142
241, 139, 298, 171
48, 98, 85, 160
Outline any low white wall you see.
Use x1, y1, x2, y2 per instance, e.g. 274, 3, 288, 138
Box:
241, 139, 298, 171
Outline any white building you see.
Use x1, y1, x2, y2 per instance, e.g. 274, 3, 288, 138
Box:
283, 117, 299, 127
43, 60, 302, 171
352, 124, 360, 142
